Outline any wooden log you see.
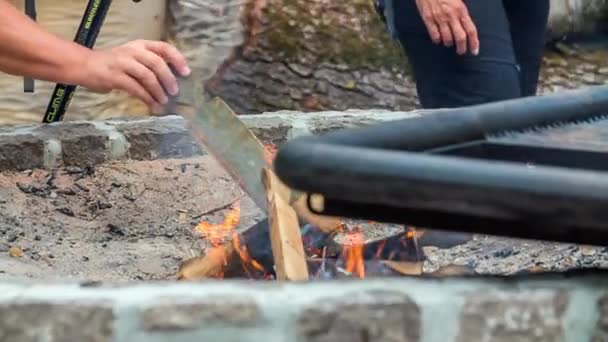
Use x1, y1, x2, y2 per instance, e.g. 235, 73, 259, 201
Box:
264, 168, 309, 281
381, 260, 423, 276
260, 161, 342, 234
177, 243, 236, 280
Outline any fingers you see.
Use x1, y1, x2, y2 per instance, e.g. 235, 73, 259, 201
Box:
418, 2, 441, 44
92, 39, 191, 114
133, 49, 179, 96
460, 10, 479, 55
115, 74, 161, 114
123, 58, 168, 107
126, 40, 191, 114
438, 22, 453, 47
420, 0, 479, 56
143, 40, 191, 77
450, 19, 467, 55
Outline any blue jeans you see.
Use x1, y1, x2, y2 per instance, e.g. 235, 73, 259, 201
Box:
387, 0, 550, 109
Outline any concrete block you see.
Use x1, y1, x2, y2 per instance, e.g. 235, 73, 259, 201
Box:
110, 116, 203, 160
139, 295, 263, 332
0, 301, 114, 342
456, 289, 569, 342
0, 134, 45, 171
297, 289, 421, 342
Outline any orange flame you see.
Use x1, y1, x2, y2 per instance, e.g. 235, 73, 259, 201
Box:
341, 230, 366, 278
195, 202, 241, 247
195, 201, 269, 278
194, 142, 420, 280
192, 143, 280, 279
233, 233, 267, 277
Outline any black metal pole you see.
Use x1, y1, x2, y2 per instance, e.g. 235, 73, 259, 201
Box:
274, 85, 608, 246
314, 85, 608, 151
41, 0, 113, 123
24, 0, 36, 93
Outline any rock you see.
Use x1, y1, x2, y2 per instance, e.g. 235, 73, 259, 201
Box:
546, 75, 565, 85
544, 56, 568, 68
139, 296, 262, 331
457, 289, 569, 342
580, 245, 598, 256
593, 294, 608, 341
582, 73, 600, 85
0, 301, 114, 342
8, 246, 23, 258
0, 135, 45, 171
555, 42, 579, 57
493, 247, 514, 258
56, 207, 74, 217
107, 224, 126, 237
36, 123, 110, 167
110, 117, 203, 160
297, 290, 420, 342
583, 63, 597, 72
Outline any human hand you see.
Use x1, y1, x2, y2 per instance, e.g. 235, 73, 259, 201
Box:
77, 39, 191, 114
415, 0, 479, 55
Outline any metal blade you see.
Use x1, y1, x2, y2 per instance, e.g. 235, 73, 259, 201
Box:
164, 72, 270, 212
488, 113, 608, 152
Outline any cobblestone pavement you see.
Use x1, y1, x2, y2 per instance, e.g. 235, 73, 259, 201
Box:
538, 42, 608, 94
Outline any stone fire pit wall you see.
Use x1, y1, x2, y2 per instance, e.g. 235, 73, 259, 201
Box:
0, 111, 606, 342
0, 275, 606, 342
0, 110, 420, 172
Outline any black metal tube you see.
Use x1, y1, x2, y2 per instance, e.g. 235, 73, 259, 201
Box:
315, 85, 608, 151
42, 0, 113, 123
276, 141, 608, 245
24, 0, 37, 93
273, 85, 608, 245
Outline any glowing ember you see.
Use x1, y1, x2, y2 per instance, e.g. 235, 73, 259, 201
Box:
264, 143, 278, 164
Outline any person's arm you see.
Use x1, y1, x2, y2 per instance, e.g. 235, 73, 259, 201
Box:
0, 0, 190, 114
415, 0, 479, 56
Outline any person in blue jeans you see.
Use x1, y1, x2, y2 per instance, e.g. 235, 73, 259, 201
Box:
377, 0, 551, 109
374, 0, 550, 249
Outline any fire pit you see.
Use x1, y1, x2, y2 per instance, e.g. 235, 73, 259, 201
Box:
0, 106, 606, 341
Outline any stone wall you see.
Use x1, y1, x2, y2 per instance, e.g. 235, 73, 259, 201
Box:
548, 0, 608, 38
0, 273, 605, 342
0, 110, 421, 171
0, 111, 605, 341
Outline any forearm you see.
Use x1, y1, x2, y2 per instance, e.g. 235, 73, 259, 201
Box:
0, 0, 90, 84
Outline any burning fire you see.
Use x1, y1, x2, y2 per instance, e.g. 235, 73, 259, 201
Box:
195, 201, 241, 247
341, 229, 366, 278
194, 200, 270, 279
188, 141, 419, 280
190, 143, 280, 279
333, 223, 420, 279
